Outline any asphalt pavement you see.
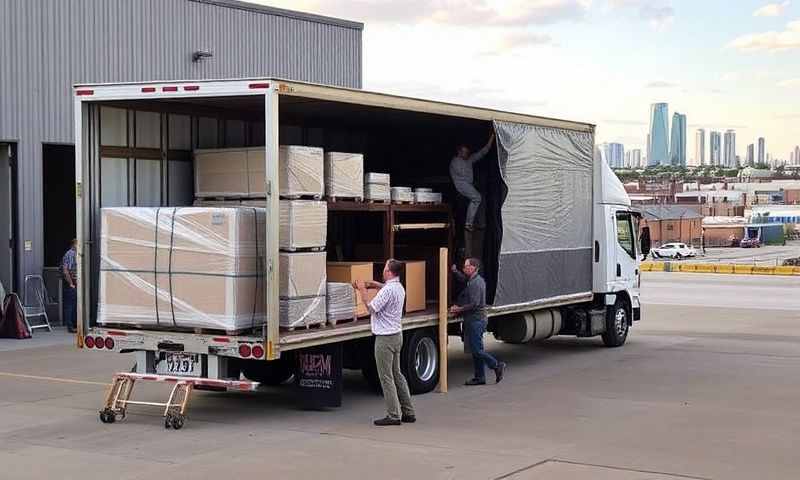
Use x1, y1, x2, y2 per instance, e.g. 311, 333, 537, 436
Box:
1, 273, 799, 479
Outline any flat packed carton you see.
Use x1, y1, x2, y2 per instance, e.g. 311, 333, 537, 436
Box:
280, 252, 326, 298
280, 200, 327, 250
280, 296, 326, 329
279, 145, 324, 197
326, 282, 356, 325
326, 262, 374, 317
371, 260, 426, 313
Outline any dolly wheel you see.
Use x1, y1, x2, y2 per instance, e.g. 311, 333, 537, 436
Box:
99, 409, 116, 424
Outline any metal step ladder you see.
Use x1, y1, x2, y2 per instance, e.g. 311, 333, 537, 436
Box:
99, 372, 259, 429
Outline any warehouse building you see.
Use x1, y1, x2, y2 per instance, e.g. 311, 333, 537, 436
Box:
0, 0, 362, 295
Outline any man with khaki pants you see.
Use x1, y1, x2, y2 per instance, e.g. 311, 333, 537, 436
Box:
354, 259, 416, 426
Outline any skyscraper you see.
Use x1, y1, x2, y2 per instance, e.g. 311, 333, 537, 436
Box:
631, 149, 642, 168
747, 144, 755, 166
757, 137, 766, 165
669, 112, 687, 166
710, 131, 722, 166
600, 142, 625, 168
723, 130, 736, 167
695, 129, 706, 166
795, 146, 800, 166
648, 103, 669, 166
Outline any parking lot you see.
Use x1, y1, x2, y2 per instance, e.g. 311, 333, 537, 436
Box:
658, 240, 800, 266
1, 272, 799, 479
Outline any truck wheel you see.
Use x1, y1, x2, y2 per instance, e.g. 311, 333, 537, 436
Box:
241, 357, 294, 385
601, 299, 629, 348
401, 329, 439, 395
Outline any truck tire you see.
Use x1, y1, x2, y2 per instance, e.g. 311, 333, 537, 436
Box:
241, 357, 294, 385
401, 329, 439, 395
601, 299, 629, 348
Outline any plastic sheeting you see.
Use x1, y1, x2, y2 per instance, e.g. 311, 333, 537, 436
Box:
325, 152, 364, 199
390, 186, 414, 202
326, 282, 356, 325
492, 121, 594, 306
98, 207, 266, 331
279, 200, 328, 250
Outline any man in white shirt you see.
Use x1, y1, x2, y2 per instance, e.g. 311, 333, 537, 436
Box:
354, 259, 416, 426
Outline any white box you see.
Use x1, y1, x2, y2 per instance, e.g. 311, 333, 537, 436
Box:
365, 184, 390, 202
279, 146, 324, 197
280, 200, 327, 250
280, 252, 327, 298
364, 172, 390, 186
391, 186, 414, 202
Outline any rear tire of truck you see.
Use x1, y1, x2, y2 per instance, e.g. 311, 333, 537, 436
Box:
601, 299, 629, 348
241, 356, 295, 386
401, 329, 439, 395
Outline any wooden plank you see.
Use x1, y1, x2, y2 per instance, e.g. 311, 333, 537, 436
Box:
393, 222, 450, 231
438, 247, 448, 394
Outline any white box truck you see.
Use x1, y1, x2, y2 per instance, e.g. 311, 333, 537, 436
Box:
73, 79, 650, 401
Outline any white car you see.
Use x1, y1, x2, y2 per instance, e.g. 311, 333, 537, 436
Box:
651, 242, 696, 259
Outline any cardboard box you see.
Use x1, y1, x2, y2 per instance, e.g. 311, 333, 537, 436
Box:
280, 252, 326, 298
280, 200, 327, 250
325, 152, 364, 199
98, 207, 266, 331
371, 260, 426, 313
194, 149, 250, 197
326, 262, 374, 317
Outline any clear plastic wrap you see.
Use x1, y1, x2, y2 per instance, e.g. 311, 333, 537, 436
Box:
364, 172, 390, 185
493, 121, 594, 306
413, 191, 442, 204
280, 296, 326, 328
325, 152, 364, 199
194, 148, 251, 198
98, 207, 266, 331
279, 200, 327, 250
326, 282, 356, 325
279, 145, 324, 197
390, 186, 414, 203
365, 184, 390, 202
280, 252, 327, 298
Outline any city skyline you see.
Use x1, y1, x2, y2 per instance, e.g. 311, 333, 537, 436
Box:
259, 1, 800, 159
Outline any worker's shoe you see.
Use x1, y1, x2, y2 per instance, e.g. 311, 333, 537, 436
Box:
494, 362, 507, 384
465, 378, 486, 386
401, 414, 417, 423
374, 416, 402, 426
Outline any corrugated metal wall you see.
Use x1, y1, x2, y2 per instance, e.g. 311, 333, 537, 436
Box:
0, 0, 362, 285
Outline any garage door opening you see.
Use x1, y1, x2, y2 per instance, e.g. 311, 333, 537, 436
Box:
43, 144, 77, 270
0, 143, 17, 293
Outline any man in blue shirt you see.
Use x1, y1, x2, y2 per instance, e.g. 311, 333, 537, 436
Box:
450, 257, 506, 385
62, 239, 78, 333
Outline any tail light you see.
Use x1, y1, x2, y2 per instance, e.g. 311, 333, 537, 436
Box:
94, 336, 105, 349
251, 345, 264, 359
104, 337, 115, 350
238, 344, 252, 358
84, 336, 95, 348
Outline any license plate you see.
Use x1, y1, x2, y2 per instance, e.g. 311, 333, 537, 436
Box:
157, 353, 201, 377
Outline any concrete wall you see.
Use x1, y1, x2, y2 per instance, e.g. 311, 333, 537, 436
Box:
0, 0, 362, 287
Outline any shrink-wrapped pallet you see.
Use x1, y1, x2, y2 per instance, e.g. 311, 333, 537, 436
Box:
279, 146, 324, 198
325, 152, 364, 199
365, 184, 390, 202
391, 186, 414, 203
98, 207, 266, 332
413, 191, 443, 204
280, 200, 327, 250
364, 172, 390, 185
326, 282, 356, 325
280, 252, 327, 298
193, 146, 323, 198
280, 296, 326, 329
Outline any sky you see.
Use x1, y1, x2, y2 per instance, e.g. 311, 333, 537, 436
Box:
256, 0, 800, 163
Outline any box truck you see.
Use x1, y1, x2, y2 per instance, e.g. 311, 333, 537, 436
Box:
73, 78, 649, 401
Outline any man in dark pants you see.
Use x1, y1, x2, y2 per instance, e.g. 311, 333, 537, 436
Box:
62, 239, 78, 333
450, 257, 506, 385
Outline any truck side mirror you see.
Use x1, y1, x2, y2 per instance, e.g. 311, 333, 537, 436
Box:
640, 226, 651, 259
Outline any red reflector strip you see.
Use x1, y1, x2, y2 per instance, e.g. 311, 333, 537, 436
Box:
249, 83, 270, 89
141, 87, 156, 93
162, 86, 178, 92
212, 337, 230, 343
107, 331, 127, 336
75, 89, 94, 96
183, 85, 200, 91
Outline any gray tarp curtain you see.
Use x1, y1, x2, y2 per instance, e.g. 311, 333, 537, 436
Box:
492, 121, 594, 307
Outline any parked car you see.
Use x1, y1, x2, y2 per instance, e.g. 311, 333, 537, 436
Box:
740, 238, 761, 248
651, 242, 697, 259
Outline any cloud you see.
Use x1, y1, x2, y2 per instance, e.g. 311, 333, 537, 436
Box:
479, 31, 555, 56
778, 78, 800, 87
602, 119, 648, 126
260, 0, 592, 26
753, 1, 791, 17
728, 19, 800, 52
640, 5, 675, 30
645, 80, 678, 88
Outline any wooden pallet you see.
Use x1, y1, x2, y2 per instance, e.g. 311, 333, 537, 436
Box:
280, 194, 324, 201
279, 246, 325, 253
327, 315, 358, 327
280, 321, 327, 332
327, 196, 364, 203
392, 200, 415, 205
